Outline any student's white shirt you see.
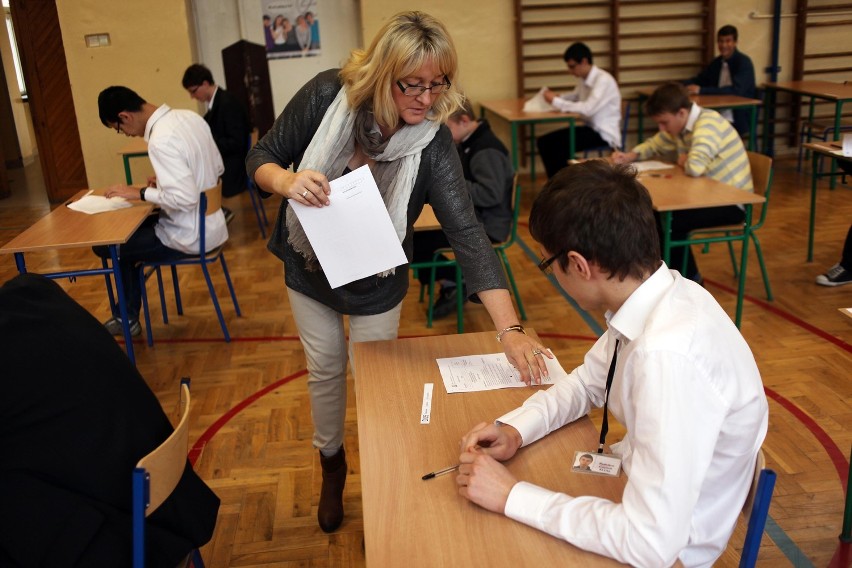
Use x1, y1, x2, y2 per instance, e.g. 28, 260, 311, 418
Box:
143, 104, 227, 254
550, 65, 622, 149
499, 264, 768, 568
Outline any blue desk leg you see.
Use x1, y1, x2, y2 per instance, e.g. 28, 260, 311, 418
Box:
109, 244, 136, 364
14, 252, 26, 273
735, 205, 754, 328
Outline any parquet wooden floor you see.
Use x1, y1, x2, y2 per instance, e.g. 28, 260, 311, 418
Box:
1, 156, 849, 567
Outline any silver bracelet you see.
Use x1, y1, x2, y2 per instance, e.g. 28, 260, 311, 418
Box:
496, 324, 526, 343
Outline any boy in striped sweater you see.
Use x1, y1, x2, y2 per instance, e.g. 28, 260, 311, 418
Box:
612, 82, 752, 282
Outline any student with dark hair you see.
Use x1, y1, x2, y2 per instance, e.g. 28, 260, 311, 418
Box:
684, 25, 756, 135
93, 86, 226, 337
612, 82, 752, 282
0, 273, 219, 567
536, 42, 622, 178
182, 63, 251, 200
455, 161, 768, 567
412, 99, 514, 317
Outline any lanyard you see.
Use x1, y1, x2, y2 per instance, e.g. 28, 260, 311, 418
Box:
598, 338, 620, 454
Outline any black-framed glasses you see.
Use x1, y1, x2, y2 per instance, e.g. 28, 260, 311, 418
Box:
113, 117, 123, 134
395, 79, 452, 97
538, 250, 565, 275
188, 85, 201, 95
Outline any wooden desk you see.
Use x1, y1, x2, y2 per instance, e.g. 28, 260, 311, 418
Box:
480, 99, 580, 184
762, 81, 852, 187
802, 141, 852, 261
0, 190, 154, 363
353, 331, 627, 567
639, 168, 765, 327
413, 204, 439, 232
118, 138, 150, 185
635, 89, 762, 150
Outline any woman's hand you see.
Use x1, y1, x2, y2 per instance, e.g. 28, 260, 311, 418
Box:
254, 164, 331, 207
611, 151, 638, 165
501, 331, 553, 385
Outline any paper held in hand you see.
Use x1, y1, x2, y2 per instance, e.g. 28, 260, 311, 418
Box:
287, 165, 408, 289
436, 352, 569, 393
523, 87, 555, 113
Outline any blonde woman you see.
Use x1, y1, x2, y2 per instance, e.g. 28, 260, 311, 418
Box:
247, 11, 549, 533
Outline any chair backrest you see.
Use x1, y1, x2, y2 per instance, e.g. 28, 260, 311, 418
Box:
204, 182, 223, 217
746, 151, 773, 228
133, 380, 193, 568
739, 449, 777, 568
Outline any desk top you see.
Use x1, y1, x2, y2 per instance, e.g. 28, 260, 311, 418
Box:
763, 80, 852, 101
118, 138, 149, 156
638, 167, 765, 212
480, 98, 580, 123
353, 331, 626, 567
635, 89, 762, 109
413, 204, 440, 232
0, 190, 153, 254
803, 141, 852, 160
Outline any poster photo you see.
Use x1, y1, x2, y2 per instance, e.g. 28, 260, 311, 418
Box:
262, 0, 320, 60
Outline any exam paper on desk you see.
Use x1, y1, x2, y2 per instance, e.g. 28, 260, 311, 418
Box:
436, 352, 568, 393
631, 160, 675, 173
287, 165, 408, 289
66, 190, 133, 214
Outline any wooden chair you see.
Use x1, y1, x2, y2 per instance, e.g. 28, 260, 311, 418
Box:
412, 175, 527, 333
139, 183, 242, 346
246, 129, 270, 238
682, 151, 774, 300
740, 450, 777, 568
132, 379, 206, 568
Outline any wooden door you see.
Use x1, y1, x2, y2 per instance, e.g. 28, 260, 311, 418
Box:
10, 0, 87, 203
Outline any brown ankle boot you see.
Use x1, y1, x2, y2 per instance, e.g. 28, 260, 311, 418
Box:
318, 447, 347, 533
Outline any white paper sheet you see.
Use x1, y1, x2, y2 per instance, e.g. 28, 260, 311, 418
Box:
66, 190, 133, 214
523, 86, 555, 113
632, 160, 675, 173
436, 352, 569, 393
287, 165, 408, 289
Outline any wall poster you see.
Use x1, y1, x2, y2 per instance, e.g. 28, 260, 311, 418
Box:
262, 0, 320, 60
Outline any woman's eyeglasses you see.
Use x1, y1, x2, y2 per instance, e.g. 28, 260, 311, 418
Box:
396, 79, 452, 97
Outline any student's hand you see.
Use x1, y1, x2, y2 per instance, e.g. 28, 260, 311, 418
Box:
542, 88, 557, 104
501, 331, 552, 385
277, 168, 331, 207
459, 422, 523, 461
611, 151, 638, 165
456, 449, 518, 514
104, 183, 142, 200
146, 175, 157, 188
686, 84, 700, 95
677, 153, 688, 168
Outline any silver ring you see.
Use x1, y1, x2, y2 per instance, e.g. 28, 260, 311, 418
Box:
532, 348, 543, 356
302, 190, 309, 198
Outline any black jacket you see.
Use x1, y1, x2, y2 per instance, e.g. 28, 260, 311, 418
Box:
684, 49, 757, 135
205, 87, 251, 197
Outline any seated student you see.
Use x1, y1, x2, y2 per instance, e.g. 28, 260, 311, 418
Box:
0, 273, 220, 567
612, 82, 753, 283
93, 86, 227, 337
412, 100, 514, 318
816, 161, 852, 286
455, 161, 768, 568
684, 25, 756, 136
537, 42, 622, 178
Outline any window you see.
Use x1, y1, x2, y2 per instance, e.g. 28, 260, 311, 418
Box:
2, 0, 27, 98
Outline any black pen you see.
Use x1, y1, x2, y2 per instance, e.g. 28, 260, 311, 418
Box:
421, 464, 460, 480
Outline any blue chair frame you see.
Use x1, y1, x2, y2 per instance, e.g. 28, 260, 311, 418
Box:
739, 467, 777, 567
139, 188, 241, 346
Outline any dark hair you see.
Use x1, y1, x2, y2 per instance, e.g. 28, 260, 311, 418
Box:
182, 64, 214, 89
529, 160, 660, 281
580, 454, 594, 460
564, 42, 592, 65
97, 86, 146, 127
644, 82, 692, 117
449, 98, 475, 121
717, 25, 738, 41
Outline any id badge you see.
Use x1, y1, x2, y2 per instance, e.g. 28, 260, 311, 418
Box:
571, 450, 622, 477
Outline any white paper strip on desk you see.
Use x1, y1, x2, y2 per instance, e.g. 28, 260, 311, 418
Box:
632, 160, 675, 173
436, 352, 568, 393
287, 165, 408, 289
67, 190, 133, 214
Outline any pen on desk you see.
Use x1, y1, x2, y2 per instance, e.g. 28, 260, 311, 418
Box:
421, 464, 460, 480
646, 173, 672, 178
